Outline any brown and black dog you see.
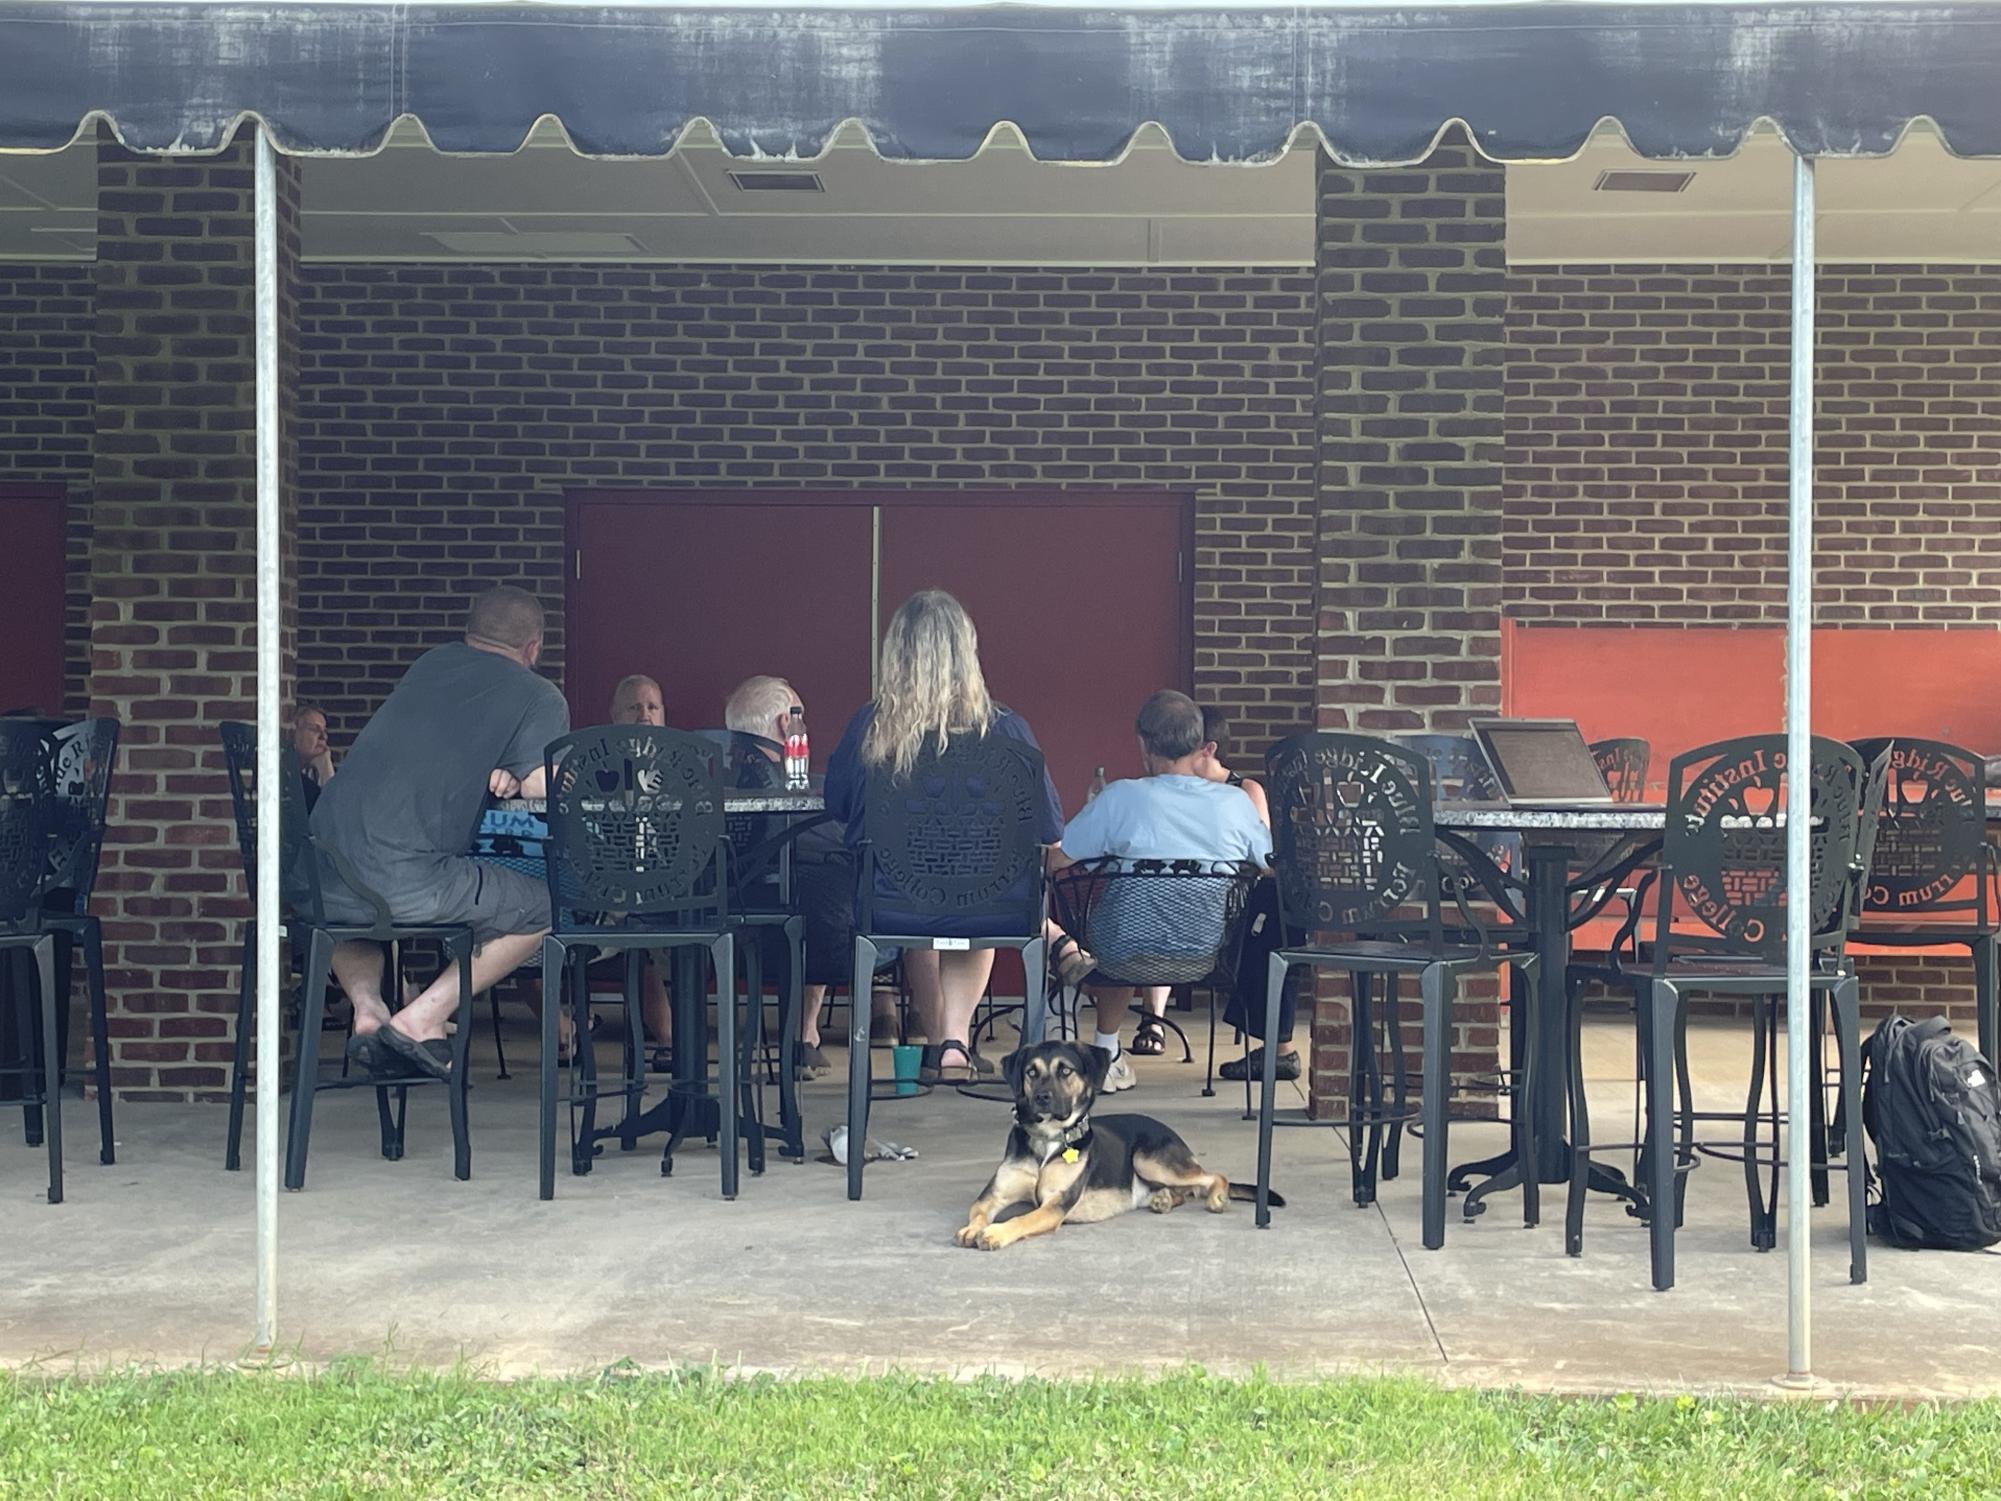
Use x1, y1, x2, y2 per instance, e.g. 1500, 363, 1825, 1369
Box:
954, 1040, 1282, 1250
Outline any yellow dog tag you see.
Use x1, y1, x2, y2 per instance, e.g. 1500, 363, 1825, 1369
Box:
1062, 1147, 1080, 1164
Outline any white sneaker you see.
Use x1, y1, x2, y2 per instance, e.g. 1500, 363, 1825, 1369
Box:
1103, 1053, 1137, 1093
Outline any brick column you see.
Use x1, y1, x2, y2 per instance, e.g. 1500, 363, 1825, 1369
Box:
1307, 133, 1508, 1117
90, 131, 301, 1099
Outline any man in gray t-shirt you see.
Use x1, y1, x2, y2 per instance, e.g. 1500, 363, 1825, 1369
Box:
313, 585, 570, 1079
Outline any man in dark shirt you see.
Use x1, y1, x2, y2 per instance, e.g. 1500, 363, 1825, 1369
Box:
312, 586, 571, 1078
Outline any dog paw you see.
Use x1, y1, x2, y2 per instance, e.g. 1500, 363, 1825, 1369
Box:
1147, 1188, 1179, 1214
973, 1227, 1010, 1251
953, 1223, 983, 1247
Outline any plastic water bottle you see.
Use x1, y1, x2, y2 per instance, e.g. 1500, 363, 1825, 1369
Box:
1086, 766, 1107, 803
784, 707, 810, 790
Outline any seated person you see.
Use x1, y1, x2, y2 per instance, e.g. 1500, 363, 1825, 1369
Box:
724, 674, 854, 1079
826, 589, 1065, 1083
292, 703, 336, 812
1134, 705, 1270, 1057
604, 672, 673, 1064
1055, 690, 1270, 1094
312, 585, 570, 1079
609, 673, 666, 727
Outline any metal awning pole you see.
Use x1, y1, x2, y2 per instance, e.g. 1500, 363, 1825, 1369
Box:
252, 126, 282, 1355
1783, 150, 1816, 1386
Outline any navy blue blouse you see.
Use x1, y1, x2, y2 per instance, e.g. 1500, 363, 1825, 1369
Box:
824, 702, 1066, 849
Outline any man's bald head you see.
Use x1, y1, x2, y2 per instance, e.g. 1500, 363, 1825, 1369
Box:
465, 586, 546, 663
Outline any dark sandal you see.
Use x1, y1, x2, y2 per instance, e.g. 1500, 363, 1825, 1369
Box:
1049, 936, 1096, 988
375, 1023, 450, 1081
1130, 1017, 1167, 1057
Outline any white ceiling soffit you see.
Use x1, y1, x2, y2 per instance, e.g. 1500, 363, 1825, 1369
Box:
1, 118, 1999, 266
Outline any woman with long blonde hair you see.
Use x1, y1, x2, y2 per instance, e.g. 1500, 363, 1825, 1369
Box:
825, 589, 1064, 1082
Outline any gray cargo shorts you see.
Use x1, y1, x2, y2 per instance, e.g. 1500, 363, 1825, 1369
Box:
321, 855, 551, 945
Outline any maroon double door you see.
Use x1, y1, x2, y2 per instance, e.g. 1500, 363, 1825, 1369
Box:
566, 490, 1191, 814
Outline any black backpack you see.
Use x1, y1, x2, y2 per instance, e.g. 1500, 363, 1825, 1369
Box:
1861, 1014, 2001, 1250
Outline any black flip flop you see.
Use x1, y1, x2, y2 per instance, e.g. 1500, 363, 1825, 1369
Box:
345, 1031, 384, 1074
375, 1023, 451, 1081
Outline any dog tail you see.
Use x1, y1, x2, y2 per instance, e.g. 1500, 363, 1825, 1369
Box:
1226, 1183, 1285, 1208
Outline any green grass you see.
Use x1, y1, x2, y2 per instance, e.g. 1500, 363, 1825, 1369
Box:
3, 1364, 1998, 1499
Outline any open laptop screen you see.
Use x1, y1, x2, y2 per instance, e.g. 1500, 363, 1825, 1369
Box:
1470, 718, 1612, 803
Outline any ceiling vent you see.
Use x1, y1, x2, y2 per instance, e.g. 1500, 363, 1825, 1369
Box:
727, 169, 824, 193
1593, 169, 1696, 194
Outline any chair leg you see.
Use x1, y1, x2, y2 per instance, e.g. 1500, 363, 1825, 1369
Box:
1382, 973, 1407, 1182
80, 920, 113, 1166
1255, 951, 1288, 1228
1975, 935, 1999, 1070
449, 933, 473, 1182
35, 936, 62, 1205
619, 951, 645, 1151
1020, 936, 1049, 1048
1808, 991, 1831, 1206
16, 950, 40, 1148
1419, 963, 1453, 1251
1835, 974, 1868, 1285
1345, 973, 1370, 1205
538, 937, 563, 1201
1672, 994, 1695, 1231
713, 933, 739, 1200
847, 936, 878, 1202
374, 1086, 400, 1161
225, 923, 255, 1172
740, 938, 765, 1179
1202, 980, 1219, 1098
1515, 958, 1540, 1230
1647, 979, 1680, 1291
1359, 974, 1386, 1205
1564, 971, 1592, 1258
778, 917, 804, 1160
284, 930, 334, 1192
571, 952, 598, 1175
489, 992, 510, 1081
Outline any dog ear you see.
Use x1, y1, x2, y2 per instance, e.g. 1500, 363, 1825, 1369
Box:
1082, 1045, 1114, 1093
1000, 1048, 1028, 1095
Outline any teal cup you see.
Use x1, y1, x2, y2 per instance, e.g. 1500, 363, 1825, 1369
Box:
892, 1044, 923, 1097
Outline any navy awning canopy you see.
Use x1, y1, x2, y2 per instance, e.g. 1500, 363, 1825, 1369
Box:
1, 2, 1999, 165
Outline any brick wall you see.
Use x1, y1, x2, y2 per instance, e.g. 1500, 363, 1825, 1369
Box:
1309, 136, 1509, 1118
1507, 262, 2001, 1036
1507, 264, 2001, 625
294, 264, 1320, 758
0, 263, 95, 716
88, 137, 302, 1099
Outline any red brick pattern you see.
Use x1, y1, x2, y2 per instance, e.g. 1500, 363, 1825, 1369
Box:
294, 264, 1319, 759
0, 263, 94, 716
1309, 138, 1509, 1117
1507, 264, 2001, 625
88, 137, 301, 1099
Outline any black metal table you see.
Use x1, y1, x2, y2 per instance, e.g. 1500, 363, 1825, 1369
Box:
488, 789, 826, 1174
1436, 793, 2001, 1213
1433, 802, 1666, 1213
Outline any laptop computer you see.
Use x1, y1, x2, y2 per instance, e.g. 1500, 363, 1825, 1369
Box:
1468, 717, 1619, 808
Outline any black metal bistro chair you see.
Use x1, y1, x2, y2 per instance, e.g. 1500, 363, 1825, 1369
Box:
1050, 856, 1261, 1067
1846, 738, 1999, 1065
1590, 738, 1652, 803
218, 722, 477, 1189
42, 716, 118, 1167
537, 725, 747, 1200
1251, 732, 1540, 1247
4, 715, 117, 1168
845, 732, 1053, 1201
1569, 733, 1872, 1292
0, 723, 61, 1202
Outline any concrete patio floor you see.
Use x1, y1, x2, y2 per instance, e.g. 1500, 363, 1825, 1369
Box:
5, 1014, 1999, 1397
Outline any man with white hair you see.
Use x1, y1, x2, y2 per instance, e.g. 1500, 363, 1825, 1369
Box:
724, 674, 858, 1077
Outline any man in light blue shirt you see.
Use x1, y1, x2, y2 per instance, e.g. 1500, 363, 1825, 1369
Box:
1056, 690, 1270, 1092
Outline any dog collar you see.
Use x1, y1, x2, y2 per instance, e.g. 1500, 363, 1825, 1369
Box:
1055, 1120, 1093, 1161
